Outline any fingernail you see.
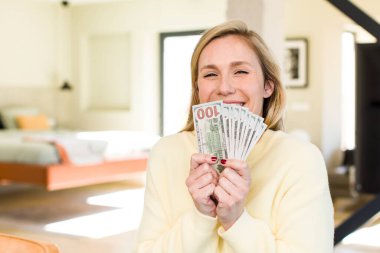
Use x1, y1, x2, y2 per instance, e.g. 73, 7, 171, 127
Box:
220, 159, 227, 165
211, 156, 217, 162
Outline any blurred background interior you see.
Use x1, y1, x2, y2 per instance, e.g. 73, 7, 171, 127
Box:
0, 0, 380, 252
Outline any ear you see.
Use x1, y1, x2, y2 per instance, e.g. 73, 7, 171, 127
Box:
263, 80, 274, 98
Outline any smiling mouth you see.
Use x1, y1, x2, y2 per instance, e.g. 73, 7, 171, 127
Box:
223, 101, 245, 106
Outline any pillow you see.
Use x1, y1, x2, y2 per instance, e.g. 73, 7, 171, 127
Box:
0, 107, 40, 129
16, 114, 50, 130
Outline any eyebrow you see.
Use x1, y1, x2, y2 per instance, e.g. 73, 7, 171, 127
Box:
230, 61, 253, 67
199, 64, 217, 71
199, 61, 254, 71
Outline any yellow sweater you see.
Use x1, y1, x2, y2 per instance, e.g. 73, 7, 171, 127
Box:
136, 130, 334, 253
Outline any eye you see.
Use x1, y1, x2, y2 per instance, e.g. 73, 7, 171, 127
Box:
235, 70, 249, 75
203, 72, 217, 78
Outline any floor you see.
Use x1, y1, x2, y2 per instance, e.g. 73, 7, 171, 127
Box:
0, 173, 379, 253
0, 173, 145, 253
333, 195, 380, 253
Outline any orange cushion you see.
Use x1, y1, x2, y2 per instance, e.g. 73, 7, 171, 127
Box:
0, 233, 59, 253
16, 114, 50, 130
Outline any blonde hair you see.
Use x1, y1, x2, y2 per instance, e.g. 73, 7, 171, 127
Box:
182, 20, 286, 132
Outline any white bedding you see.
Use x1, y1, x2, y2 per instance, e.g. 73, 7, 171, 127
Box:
0, 130, 160, 165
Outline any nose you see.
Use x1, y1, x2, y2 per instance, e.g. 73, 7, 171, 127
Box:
218, 75, 235, 96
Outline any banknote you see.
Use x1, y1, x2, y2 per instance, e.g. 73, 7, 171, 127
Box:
231, 105, 240, 159
237, 107, 249, 159
193, 101, 267, 171
222, 104, 231, 158
193, 101, 226, 173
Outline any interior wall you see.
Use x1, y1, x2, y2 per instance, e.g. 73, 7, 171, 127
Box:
0, 0, 62, 122
284, 0, 349, 168
68, 0, 227, 132
0, 0, 228, 133
227, 0, 284, 71
0, 0, 59, 87
284, 0, 380, 167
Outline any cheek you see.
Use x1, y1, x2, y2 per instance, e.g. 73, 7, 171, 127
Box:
250, 100, 264, 115
244, 83, 265, 114
198, 83, 214, 103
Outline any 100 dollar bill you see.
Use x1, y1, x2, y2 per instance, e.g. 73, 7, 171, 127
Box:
193, 101, 226, 173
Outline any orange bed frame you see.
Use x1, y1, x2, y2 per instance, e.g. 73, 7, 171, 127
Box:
0, 158, 147, 191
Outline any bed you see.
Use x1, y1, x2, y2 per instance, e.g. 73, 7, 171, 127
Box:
0, 107, 160, 190
0, 130, 160, 191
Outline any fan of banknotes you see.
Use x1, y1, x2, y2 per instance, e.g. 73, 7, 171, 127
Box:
193, 101, 267, 173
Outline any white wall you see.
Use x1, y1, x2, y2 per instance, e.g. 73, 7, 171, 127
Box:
0, 0, 59, 87
285, 0, 340, 162
0, 0, 61, 119
284, 0, 380, 168
0, 0, 227, 132
68, 0, 227, 132
227, 0, 285, 72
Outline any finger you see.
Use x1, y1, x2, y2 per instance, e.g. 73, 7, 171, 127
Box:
220, 159, 249, 177
214, 185, 232, 205
192, 183, 216, 205
218, 175, 240, 199
191, 153, 218, 170
188, 172, 215, 193
220, 167, 246, 189
189, 163, 214, 180
187, 155, 219, 188
210, 167, 219, 185
202, 184, 217, 205
186, 163, 219, 190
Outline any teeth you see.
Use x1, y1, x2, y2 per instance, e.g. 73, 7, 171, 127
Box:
223, 101, 244, 106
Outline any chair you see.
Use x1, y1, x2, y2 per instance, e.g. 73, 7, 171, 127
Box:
0, 233, 59, 253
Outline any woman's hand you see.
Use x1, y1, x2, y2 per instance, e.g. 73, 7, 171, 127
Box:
186, 154, 219, 217
214, 159, 251, 230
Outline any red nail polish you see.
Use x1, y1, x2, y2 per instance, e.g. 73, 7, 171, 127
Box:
221, 159, 227, 165
211, 156, 217, 161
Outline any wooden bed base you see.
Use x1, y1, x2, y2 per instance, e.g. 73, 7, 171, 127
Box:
0, 158, 147, 191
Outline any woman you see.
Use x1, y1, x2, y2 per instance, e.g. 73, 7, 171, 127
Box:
136, 20, 334, 253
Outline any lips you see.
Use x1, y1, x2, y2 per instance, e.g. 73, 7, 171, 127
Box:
223, 101, 245, 106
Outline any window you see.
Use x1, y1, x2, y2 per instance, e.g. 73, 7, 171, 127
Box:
160, 31, 202, 136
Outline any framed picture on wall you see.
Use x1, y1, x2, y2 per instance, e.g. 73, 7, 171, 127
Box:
283, 38, 308, 88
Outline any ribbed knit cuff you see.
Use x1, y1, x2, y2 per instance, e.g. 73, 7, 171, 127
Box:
192, 208, 218, 233
217, 209, 274, 252
218, 209, 250, 237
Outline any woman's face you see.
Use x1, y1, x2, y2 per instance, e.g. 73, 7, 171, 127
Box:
197, 35, 274, 116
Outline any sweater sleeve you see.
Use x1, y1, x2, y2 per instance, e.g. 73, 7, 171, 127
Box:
135, 138, 219, 253
218, 144, 334, 253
